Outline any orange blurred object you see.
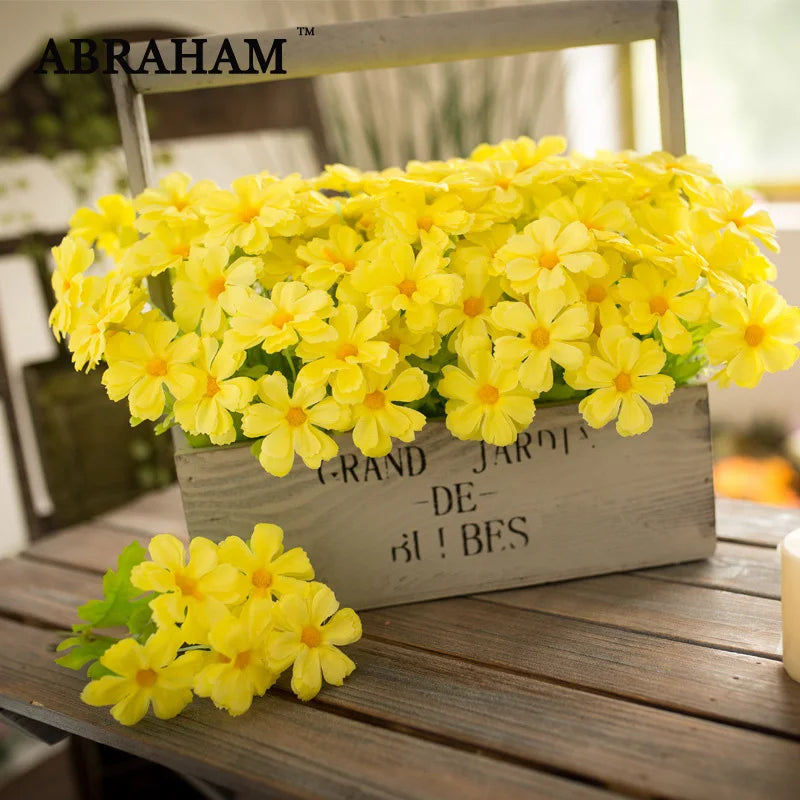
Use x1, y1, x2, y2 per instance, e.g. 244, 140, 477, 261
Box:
714, 456, 800, 506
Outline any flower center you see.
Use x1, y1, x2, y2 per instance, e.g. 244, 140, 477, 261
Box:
530, 326, 551, 349
495, 177, 511, 190
744, 324, 765, 347
171, 244, 190, 258
205, 376, 221, 397
477, 384, 500, 405
336, 342, 359, 361
586, 285, 606, 303
239, 205, 260, 223
251, 568, 273, 589
272, 310, 294, 329
364, 390, 386, 410
174, 572, 203, 599
207, 276, 227, 299
398, 279, 417, 298
539, 251, 559, 270
145, 357, 168, 377
387, 338, 401, 352
286, 406, 307, 427
136, 668, 158, 687
301, 626, 322, 648
614, 372, 633, 393
234, 651, 251, 669
649, 296, 669, 316
463, 296, 485, 318
417, 215, 434, 232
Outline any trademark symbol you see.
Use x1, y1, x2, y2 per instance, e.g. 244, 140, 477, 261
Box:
297, 26, 315, 36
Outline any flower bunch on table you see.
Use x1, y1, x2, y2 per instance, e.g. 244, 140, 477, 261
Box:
49, 137, 800, 475
57, 524, 361, 726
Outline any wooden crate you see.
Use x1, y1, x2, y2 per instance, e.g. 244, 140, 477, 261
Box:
174, 384, 716, 609
113, 1, 704, 609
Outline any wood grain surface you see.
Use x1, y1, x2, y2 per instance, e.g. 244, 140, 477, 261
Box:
2, 489, 800, 798
175, 385, 716, 609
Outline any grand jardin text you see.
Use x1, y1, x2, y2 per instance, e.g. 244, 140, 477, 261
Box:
34, 37, 287, 75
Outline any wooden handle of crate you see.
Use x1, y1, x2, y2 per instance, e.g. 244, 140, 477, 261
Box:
111, 0, 686, 315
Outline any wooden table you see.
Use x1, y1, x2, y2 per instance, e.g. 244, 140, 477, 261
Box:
1, 487, 800, 799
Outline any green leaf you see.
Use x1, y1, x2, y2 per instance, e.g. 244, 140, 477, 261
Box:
76, 541, 151, 630
87, 661, 116, 680
185, 431, 212, 448
154, 413, 174, 436
55, 632, 118, 671
127, 604, 156, 641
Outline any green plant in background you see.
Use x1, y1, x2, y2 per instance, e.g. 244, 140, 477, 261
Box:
0, 34, 171, 206
319, 0, 559, 171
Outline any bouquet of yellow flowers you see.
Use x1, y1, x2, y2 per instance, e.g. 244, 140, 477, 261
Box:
49, 136, 800, 477
58, 523, 362, 726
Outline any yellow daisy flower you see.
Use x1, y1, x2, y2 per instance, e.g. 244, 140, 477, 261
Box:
692, 185, 778, 252
377, 315, 440, 361
48, 237, 94, 339
576, 326, 674, 436
227, 281, 333, 353
256, 237, 307, 289
201, 174, 300, 254
173, 338, 256, 445
352, 242, 462, 332
81, 626, 202, 726
218, 522, 314, 602
438, 347, 535, 445
471, 135, 567, 171
193, 599, 277, 716
297, 304, 398, 403
495, 216, 607, 294
617, 261, 709, 355
350, 367, 428, 457
706, 283, 800, 388
492, 289, 591, 392
121, 219, 206, 280
269, 583, 362, 702
242, 372, 347, 477
438, 259, 503, 348
297, 224, 364, 290
134, 171, 215, 233
101, 320, 200, 420
131, 534, 245, 645
172, 245, 257, 336
378, 184, 472, 244
69, 194, 138, 262
68, 272, 140, 371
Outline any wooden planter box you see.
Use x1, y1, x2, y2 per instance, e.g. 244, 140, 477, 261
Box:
174, 384, 716, 609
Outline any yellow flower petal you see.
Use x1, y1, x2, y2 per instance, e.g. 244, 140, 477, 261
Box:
148, 534, 185, 573
291, 646, 323, 701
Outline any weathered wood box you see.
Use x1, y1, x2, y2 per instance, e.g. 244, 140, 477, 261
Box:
174, 384, 716, 609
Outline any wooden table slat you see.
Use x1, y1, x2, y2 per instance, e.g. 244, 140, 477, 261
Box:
2, 553, 800, 744
4, 488, 800, 799
632, 540, 780, 599
478, 573, 782, 659
365, 597, 800, 740
0, 619, 617, 800
715, 498, 800, 547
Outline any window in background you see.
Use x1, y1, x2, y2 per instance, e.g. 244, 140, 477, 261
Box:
633, 0, 800, 190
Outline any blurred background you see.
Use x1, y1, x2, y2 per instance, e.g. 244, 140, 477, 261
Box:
0, 1, 799, 795
1, 0, 800, 558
